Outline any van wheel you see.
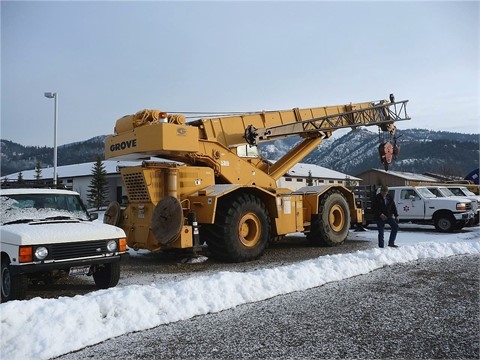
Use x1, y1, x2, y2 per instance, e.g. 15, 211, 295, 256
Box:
307, 190, 350, 246
434, 212, 455, 232
1, 257, 28, 303
202, 193, 270, 263
93, 262, 120, 289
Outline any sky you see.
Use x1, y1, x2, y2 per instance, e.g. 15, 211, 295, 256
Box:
1, 1, 478, 148
0, 219, 479, 360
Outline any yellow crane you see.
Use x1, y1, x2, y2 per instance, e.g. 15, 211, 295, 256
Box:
104, 95, 410, 262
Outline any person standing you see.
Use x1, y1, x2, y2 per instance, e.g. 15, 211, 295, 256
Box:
373, 185, 399, 248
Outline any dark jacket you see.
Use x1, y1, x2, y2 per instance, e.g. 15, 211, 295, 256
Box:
373, 192, 398, 220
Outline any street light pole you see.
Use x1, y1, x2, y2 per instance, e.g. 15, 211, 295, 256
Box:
44, 92, 58, 185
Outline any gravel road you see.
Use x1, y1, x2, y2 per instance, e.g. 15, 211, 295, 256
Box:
56, 254, 479, 360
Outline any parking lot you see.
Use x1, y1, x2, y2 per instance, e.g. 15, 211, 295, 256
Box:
25, 225, 478, 301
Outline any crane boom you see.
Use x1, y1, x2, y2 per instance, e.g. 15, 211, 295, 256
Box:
245, 100, 409, 145
188, 99, 408, 148
106, 96, 409, 186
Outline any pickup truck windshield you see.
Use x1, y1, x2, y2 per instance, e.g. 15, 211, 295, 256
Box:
1, 193, 90, 225
450, 187, 476, 197
417, 188, 436, 198
438, 188, 455, 197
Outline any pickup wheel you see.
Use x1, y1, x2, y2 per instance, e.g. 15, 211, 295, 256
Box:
454, 221, 466, 231
202, 193, 270, 263
434, 212, 455, 232
307, 190, 350, 246
93, 262, 120, 289
1, 257, 28, 303
466, 218, 476, 227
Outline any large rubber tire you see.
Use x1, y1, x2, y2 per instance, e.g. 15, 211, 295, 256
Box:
93, 262, 120, 289
201, 193, 270, 263
434, 212, 456, 232
1, 257, 28, 303
307, 190, 350, 247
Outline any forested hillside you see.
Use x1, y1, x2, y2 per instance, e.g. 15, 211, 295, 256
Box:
259, 128, 479, 177
1, 129, 478, 178
1, 136, 106, 176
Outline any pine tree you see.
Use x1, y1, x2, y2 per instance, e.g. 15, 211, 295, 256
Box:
306, 170, 313, 186
34, 161, 42, 182
17, 172, 24, 183
87, 157, 108, 210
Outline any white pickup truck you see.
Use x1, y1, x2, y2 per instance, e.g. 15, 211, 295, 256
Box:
355, 185, 475, 232
446, 186, 480, 225
388, 186, 474, 232
426, 186, 479, 226
1, 187, 127, 302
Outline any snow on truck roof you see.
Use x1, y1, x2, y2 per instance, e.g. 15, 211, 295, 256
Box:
0, 188, 79, 196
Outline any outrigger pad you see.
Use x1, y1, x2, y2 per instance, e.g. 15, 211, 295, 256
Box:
151, 196, 184, 245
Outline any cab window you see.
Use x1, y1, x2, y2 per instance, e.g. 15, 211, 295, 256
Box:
236, 145, 259, 158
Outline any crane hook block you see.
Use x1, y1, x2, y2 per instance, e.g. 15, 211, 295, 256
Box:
378, 141, 394, 171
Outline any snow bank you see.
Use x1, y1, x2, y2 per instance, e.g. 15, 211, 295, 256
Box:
1, 237, 479, 360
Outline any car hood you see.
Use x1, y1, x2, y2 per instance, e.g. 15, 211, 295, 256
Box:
1, 221, 126, 246
446, 196, 475, 203
425, 197, 471, 206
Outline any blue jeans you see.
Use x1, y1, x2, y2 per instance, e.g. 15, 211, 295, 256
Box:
377, 217, 399, 247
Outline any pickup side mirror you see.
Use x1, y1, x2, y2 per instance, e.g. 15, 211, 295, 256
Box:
409, 195, 416, 200
89, 213, 99, 221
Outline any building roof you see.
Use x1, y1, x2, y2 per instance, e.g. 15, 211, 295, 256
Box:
1, 161, 141, 180
2, 159, 359, 181
282, 162, 361, 181
357, 168, 439, 182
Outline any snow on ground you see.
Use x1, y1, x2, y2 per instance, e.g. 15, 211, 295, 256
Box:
1, 225, 479, 360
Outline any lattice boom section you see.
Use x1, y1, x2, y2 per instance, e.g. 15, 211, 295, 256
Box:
122, 171, 150, 202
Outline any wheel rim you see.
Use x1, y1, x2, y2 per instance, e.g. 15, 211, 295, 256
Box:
329, 204, 346, 232
238, 213, 261, 248
1, 267, 11, 298
438, 218, 451, 231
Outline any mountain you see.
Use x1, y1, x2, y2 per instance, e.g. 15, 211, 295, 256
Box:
258, 128, 479, 177
1, 130, 478, 178
0, 136, 106, 177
